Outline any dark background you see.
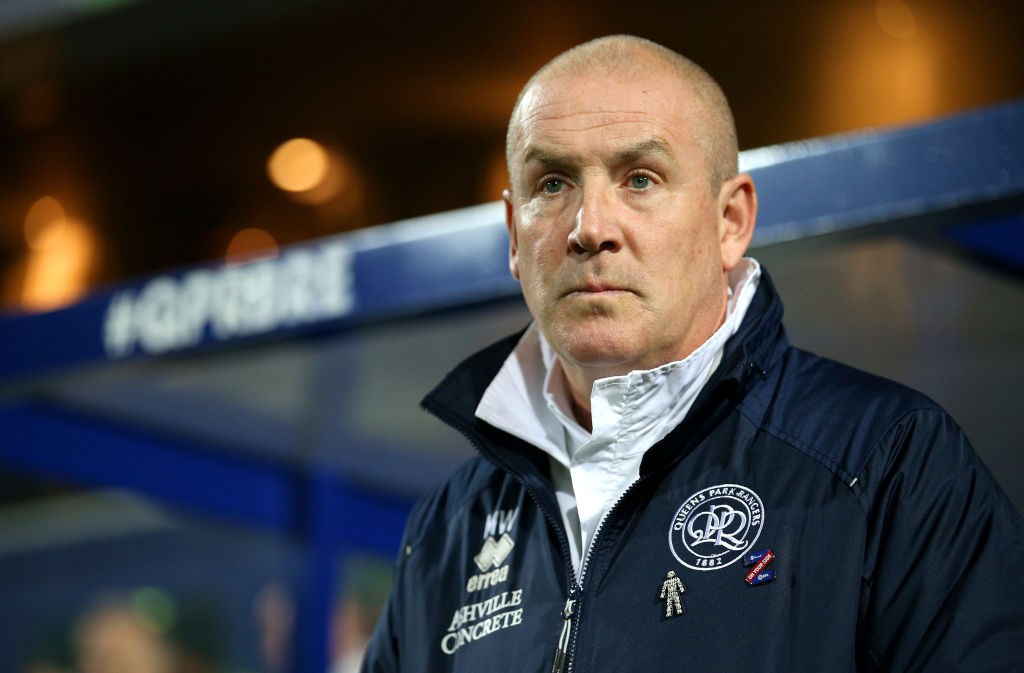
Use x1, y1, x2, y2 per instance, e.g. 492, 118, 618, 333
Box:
1, 0, 1022, 307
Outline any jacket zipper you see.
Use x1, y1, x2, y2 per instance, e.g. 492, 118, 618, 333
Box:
555, 473, 652, 673
551, 592, 576, 673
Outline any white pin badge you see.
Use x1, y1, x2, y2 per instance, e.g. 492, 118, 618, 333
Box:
660, 570, 686, 618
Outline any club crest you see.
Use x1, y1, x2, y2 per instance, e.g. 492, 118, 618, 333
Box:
669, 484, 764, 571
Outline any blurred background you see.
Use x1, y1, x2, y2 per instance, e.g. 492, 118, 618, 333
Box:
0, 1, 1022, 672
1, 0, 1023, 312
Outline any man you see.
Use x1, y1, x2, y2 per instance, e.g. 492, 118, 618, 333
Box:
361, 35, 1024, 672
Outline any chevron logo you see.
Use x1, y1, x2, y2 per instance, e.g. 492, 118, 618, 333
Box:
474, 533, 515, 572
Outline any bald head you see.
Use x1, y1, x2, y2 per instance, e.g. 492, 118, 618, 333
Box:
506, 35, 738, 193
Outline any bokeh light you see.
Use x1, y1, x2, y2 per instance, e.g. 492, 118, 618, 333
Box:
226, 227, 279, 262
20, 197, 98, 312
24, 195, 67, 250
131, 587, 178, 635
267, 138, 330, 193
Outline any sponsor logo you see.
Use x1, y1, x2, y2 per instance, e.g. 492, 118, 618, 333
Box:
441, 590, 524, 654
669, 484, 764, 571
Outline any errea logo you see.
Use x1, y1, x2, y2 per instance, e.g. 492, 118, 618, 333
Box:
466, 507, 520, 592
473, 506, 519, 572
474, 534, 514, 572
669, 484, 764, 571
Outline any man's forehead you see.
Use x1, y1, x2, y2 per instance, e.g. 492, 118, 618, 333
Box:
512, 71, 700, 150
512, 98, 700, 168
520, 74, 688, 120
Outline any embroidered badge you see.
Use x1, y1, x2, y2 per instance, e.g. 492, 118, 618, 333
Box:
474, 533, 515, 572
464, 507, 520, 593
660, 571, 686, 617
668, 484, 764, 571
742, 549, 771, 567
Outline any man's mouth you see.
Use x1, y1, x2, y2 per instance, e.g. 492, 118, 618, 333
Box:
564, 281, 633, 296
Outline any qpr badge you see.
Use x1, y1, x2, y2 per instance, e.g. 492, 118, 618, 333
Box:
669, 484, 764, 571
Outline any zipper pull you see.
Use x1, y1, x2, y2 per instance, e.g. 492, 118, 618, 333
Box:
551, 595, 575, 673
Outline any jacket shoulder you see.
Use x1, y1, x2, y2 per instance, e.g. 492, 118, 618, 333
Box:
740, 346, 945, 485
401, 454, 505, 549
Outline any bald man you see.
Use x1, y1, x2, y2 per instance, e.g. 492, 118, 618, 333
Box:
361, 35, 1024, 673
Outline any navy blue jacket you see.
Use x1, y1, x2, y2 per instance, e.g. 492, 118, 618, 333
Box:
361, 271, 1024, 673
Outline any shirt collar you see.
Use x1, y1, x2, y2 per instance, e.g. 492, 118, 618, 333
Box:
476, 258, 762, 465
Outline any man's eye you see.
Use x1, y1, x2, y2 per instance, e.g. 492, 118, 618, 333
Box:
541, 178, 565, 194
628, 174, 651, 190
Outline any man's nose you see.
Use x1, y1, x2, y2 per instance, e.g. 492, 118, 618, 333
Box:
568, 185, 624, 254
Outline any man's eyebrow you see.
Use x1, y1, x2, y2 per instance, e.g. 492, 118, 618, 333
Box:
522, 146, 580, 168
614, 138, 674, 163
521, 138, 674, 168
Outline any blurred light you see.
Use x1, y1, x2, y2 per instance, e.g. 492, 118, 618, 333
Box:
24, 195, 67, 250
289, 149, 347, 206
813, 3, 939, 135
21, 216, 97, 311
226, 227, 279, 262
256, 581, 295, 673
876, 0, 918, 39
131, 587, 177, 635
73, 599, 172, 673
267, 138, 330, 193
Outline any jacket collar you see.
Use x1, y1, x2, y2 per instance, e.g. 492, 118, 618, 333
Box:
421, 265, 788, 478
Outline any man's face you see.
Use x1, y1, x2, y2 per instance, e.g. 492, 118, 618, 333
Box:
505, 65, 739, 378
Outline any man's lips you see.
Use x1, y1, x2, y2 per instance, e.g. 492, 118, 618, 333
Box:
563, 282, 634, 296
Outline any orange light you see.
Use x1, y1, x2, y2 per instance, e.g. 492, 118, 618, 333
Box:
811, 3, 939, 135
24, 196, 67, 250
876, 0, 918, 39
267, 138, 330, 193
226, 227, 279, 262
21, 216, 97, 312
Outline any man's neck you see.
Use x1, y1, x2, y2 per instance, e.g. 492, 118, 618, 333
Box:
568, 384, 594, 432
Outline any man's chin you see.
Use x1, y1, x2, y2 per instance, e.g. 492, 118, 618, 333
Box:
557, 337, 642, 376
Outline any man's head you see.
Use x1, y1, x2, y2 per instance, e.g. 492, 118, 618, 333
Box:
507, 35, 739, 195
503, 35, 757, 422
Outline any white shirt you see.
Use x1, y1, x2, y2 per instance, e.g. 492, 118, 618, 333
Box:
476, 258, 762, 576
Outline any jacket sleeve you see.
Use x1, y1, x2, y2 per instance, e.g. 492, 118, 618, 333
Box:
360, 491, 428, 673
857, 408, 1024, 672
359, 581, 402, 673
361, 486, 441, 673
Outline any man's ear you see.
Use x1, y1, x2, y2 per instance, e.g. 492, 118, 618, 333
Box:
717, 173, 757, 272
504, 189, 521, 280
